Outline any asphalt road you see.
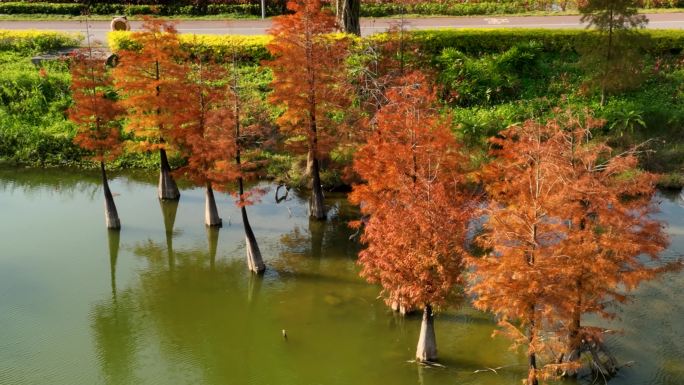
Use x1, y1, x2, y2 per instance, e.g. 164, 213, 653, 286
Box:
1, 13, 684, 44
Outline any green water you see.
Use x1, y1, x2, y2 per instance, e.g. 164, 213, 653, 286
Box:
0, 168, 682, 385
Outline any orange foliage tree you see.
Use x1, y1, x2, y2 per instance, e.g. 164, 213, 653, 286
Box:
175, 56, 267, 273
467, 120, 570, 385
266, 0, 351, 220
70, 49, 124, 229
551, 113, 672, 377
113, 18, 188, 200
469, 115, 675, 384
350, 72, 477, 362
173, 59, 231, 227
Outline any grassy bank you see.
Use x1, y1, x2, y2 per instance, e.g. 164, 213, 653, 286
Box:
1, 29, 683, 188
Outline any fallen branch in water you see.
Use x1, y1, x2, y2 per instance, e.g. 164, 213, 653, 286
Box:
472, 364, 520, 375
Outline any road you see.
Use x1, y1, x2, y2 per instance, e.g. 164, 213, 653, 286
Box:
1, 13, 684, 43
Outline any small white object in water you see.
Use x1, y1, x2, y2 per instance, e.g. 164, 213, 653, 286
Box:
282, 329, 287, 340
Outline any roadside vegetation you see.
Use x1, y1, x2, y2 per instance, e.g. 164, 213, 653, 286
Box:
1, 0, 684, 19
2, 27, 683, 187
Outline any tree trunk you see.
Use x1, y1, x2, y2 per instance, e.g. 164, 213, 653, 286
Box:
243, 205, 265, 274
204, 182, 222, 227
158, 148, 180, 200
239, 177, 265, 274
310, 154, 326, 220
306, 149, 314, 182
391, 299, 415, 315
416, 304, 437, 362
528, 319, 539, 385
336, 0, 361, 36
101, 161, 121, 230
561, 287, 583, 377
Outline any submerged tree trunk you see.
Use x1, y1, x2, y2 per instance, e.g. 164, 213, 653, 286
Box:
158, 148, 180, 200
310, 154, 326, 220
335, 0, 361, 36
239, 178, 265, 274
561, 288, 583, 377
204, 182, 222, 227
416, 304, 437, 362
101, 161, 121, 230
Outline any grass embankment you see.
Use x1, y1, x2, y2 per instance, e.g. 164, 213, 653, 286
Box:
1, 29, 683, 187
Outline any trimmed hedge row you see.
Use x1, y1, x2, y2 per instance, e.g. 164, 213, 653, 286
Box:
0, 2, 269, 16
108, 29, 684, 63
0, 30, 82, 53
378, 29, 684, 55
108, 31, 273, 62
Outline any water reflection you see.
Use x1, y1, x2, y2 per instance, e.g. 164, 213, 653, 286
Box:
92, 230, 138, 385
1, 168, 682, 385
107, 229, 120, 297
159, 199, 180, 270
206, 226, 219, 271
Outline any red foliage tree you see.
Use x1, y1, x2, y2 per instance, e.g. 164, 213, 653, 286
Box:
551, 113, 673, 377
173, 59, 232, 227
468, 120, 574, 385
175, 56, 267, 273
266, 0, 351, 220
350, 72, 477, 362
113, 18, 189, 200
70, 49, 124, 229
469, 114, 676, 384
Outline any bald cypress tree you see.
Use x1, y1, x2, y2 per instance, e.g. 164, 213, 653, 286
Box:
579, 0, 648, 105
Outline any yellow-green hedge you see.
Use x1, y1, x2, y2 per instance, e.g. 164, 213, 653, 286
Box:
0, 30, 82, 53
109, 29, 684, 64
108, 31, 273, 62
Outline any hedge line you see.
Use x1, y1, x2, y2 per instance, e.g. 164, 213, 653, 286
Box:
5, 1, 683, 18
108, 31, 273, 63
0, 30, 82, 53
0, 2, 270, 16
402, 29, 684, 55
0, 2, 535, 17
108, 29, 684, 63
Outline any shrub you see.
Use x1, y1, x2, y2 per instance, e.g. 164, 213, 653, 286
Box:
0, 30, 82, 53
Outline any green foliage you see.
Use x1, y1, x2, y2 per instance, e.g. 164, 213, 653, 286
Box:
0, 52, 84, 166
359, 1, 531, 17
0, 2, 82, 15
437, 42, 541, 106
0, 2, 270, 17
398, 29, 684, 57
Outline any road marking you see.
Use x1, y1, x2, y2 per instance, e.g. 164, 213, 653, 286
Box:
484, 18, 510, 25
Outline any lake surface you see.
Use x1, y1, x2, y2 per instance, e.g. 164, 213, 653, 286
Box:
0, 168, 682, 385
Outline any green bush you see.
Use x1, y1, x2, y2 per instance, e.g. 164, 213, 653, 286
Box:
437, 42, 541, 106
0, 2, 82, 15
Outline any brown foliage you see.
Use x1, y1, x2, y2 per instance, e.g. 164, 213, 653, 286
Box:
174, 58, 267, 207
468, 111, 675, 384
112, 18, 189, 153
265, 0, 351, 159
350, 72, 477, 311
70, 50, 123, 162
